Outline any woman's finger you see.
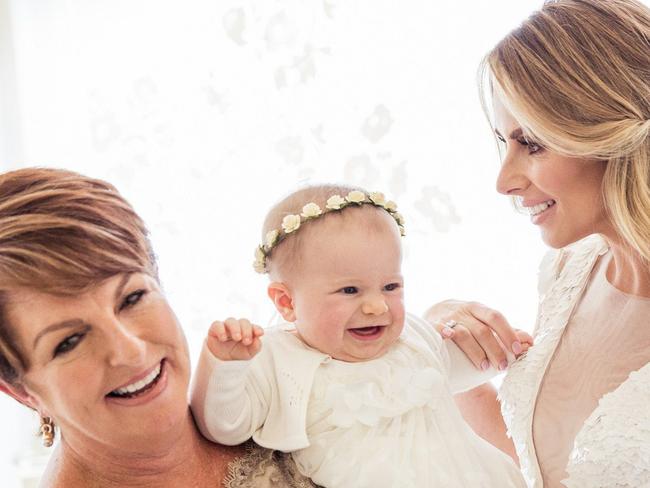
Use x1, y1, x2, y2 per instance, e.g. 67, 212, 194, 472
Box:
427, 301, 511, 368
453, 315, 510, 370
464, 319, 509, 370
466, 302, 522, 355
430, 319, 456, 339
514, 329, 534, 346
448, 323, 494, 370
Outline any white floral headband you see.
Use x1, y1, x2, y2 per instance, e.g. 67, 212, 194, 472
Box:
254, 190, 405, 274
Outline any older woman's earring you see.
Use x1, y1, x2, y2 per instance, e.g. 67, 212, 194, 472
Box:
39, 416, 55, 447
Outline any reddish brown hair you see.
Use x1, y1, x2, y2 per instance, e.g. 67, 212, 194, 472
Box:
0, 167, 157, 383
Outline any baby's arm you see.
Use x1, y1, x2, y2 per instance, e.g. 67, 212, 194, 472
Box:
190, 318, 270, 446
406, 314, 513, 393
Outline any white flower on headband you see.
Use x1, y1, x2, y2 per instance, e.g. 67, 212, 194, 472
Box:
254, 190, 406, 274
346, 190, 366, 204
253, 246, 266, 273
326, 194, 346, 210
385, 200, 397, 212
265, 229, 280, 249
369, 192, 386, 206
282, 214, 301, 234
301, 202, 322, 218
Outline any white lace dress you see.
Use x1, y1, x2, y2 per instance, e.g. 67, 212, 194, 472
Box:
498, 235, 650, 487
294, 327, 525, 488
192, 315, 525, 488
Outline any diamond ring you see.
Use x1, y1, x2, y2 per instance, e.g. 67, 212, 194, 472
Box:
444, 319, 461, 329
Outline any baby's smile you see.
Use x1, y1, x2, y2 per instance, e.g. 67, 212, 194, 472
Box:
346, 325, 387, 340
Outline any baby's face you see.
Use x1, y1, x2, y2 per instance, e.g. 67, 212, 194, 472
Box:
289, 208, 405, 362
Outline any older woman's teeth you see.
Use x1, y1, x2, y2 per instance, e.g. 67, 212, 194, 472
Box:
524, 200, 555, 216
111, 363, 162, 397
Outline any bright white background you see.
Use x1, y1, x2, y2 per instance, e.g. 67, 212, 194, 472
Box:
1, 0, 618, 485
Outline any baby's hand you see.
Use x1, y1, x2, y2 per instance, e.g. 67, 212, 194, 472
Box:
206, 317, 265, 361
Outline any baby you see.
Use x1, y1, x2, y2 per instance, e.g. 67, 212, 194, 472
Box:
191, 185, 527, 488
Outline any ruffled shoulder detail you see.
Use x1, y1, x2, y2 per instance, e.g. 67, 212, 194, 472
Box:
224, 442, 320, 488
314, 341, 446, 428
323, 365, 445, 428
498, 235, 608, 487
537, 247, 562, 298
563, 363, 650, 488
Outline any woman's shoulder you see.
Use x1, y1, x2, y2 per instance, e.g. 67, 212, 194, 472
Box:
223, 442, 320, 488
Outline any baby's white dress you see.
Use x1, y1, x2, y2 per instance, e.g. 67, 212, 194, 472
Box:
191, 314, 525, 488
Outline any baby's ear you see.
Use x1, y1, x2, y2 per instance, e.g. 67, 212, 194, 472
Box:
267, 282, 296, 322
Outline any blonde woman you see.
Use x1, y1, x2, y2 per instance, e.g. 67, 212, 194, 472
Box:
427, 0, 650, 486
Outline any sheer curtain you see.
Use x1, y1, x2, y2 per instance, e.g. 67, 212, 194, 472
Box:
0, 0, 554, 485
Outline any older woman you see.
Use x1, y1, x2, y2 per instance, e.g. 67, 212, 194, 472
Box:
0, 168, 318, 487
428, 0, 650, 486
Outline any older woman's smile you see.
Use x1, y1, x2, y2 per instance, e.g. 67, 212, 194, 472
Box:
107, 359, 165, 400
0, 167, 322, 487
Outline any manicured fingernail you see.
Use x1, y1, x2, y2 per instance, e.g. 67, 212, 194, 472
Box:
442, 327, 454, 338
512, 341, 522, 355
499, 359, 508, 371
481, 360, 490, 371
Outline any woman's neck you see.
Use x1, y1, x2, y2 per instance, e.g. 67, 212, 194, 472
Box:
605, 238, 650, 298
43, 410, 244, 487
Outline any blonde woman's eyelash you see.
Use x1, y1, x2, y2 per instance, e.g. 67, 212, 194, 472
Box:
516, 136, 543, 152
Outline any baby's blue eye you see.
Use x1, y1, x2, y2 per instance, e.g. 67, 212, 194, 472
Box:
341, 286, 358, 294
384, 283, 400, 291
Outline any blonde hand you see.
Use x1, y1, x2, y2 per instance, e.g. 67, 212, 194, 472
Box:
425, 300, 534, 371
206, 317, 265, 361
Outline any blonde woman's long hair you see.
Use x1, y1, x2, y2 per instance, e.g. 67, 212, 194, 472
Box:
480, 0, 650, 261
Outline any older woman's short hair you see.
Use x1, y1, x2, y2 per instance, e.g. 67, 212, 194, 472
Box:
0, 167, 157, 384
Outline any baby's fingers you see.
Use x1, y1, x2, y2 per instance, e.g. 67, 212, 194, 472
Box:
237, 319, 255, 346
208, 320, 229, 342
249, 336, 263, 356
223, 317, 244, 342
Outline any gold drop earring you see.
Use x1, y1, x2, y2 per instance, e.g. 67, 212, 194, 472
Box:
39, 416, 55, 447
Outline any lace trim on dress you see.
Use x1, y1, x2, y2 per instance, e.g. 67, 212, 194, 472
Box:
563, 363, 650, 488
498, 235, 608, 487
223, 442, 320, 488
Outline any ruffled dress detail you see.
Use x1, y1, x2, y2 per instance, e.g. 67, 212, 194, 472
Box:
292, 334, 525, 488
